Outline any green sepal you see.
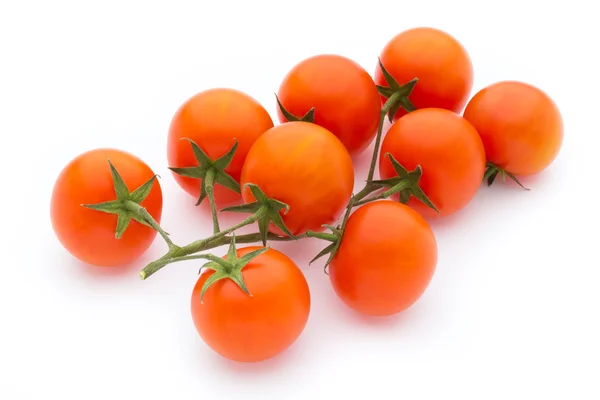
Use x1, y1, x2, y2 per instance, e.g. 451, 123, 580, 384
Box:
196, 234, 269, 303
306, 197, 354, 274
484, 162, 530, 190
372, 153, 439, 213
275, 93, 315, 123
169, 138, 241, 206
221, 183, 295, 246
81, 160, 162, 239
376, 58, 418, 121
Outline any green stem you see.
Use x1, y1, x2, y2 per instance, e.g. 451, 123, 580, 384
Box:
305, 231, 338, 242
125, 200, 175, 249
352, 91, 403, 204
352, 180, 411, 208
140, 231, 305, 280
140, 207, 268, 279
204, 168, 220, 234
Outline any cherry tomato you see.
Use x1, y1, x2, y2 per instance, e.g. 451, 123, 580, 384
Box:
276, 54, 381, 156
463, 80, 564, 176
375, 27, 473, 120
379, 108, 485, 219
329, 201, 437, 316
240, 121, 354, 236
50, 148, 163, 267
167, 88, 274, 205
191, 246, 311, 362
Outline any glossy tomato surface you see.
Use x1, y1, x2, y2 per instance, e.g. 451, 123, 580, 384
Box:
379, 108, 485, 219
50, 148, 163, 267
329, 201, 437, 316
463, 80, 564, 176
277, 54, 381, 156
375, 27, 473, 120
167, 88, 274, 205
240, 121, 354, 236
191, 246, 311, 362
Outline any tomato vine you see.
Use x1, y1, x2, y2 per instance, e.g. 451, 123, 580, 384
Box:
84, 59, 439, 293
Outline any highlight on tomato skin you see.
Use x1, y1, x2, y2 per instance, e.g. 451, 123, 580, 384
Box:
375, 26, 474, 121
378, 108, 486, 219
276, 54, 381, 157
50, 148, 163, 267
328, 200, 438, 317
190, 246, 311, 363
239, 121, 355, 237
463, 80, 564, 179
167, 87, 274, 206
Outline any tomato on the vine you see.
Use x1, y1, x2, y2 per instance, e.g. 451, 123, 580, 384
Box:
191, 246, 310, 362
463, 80, 563, 179
276, 54, 381, 156
379, 108, 485, 219
50, 148, 163, 267
375, 27, 473, 121
329, 201, 437, 316
240, 121, 354, 236
167, 88, 274, 205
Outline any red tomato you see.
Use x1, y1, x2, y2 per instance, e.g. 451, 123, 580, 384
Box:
375, 27, 473, 120
276, 54, 381, 156
191, 246, 311, 362
50, 148, 163, 267
329, 201, 437, 316
463, 81, 564, 176
379, 108, 485, 219
240, 121, 354, 236
167, 88, 274, 205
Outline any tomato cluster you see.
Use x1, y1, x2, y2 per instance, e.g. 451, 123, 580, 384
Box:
50, 26, 563, 363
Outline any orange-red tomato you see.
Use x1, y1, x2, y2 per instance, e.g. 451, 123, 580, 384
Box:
240, 121, 354, 236
329, 201, 437, 316
463, 81, 564, 176
167, 88, 274, 205
191, 246, 311, 362
375, 27, 473, 121
379, 108, 485, 219
50, 148, 163, 267
276, 54, 381, 156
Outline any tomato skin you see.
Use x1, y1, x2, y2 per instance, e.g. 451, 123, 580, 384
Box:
463, 81, 564, 176
50, 148, 163, 267
379, 108, 486, 219
277, 54, 381, 156
329, 201, 437, 316
240, 121, 354, 236
167, 88, 274, 205
375, 27, 473, 121
191, 247, 311, 362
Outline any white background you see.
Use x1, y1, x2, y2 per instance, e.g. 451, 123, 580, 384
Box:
1, 0, 599, 398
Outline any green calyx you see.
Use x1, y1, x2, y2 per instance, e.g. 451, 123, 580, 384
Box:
195, 234, 269, 303
82, 159, 170, 241
221, 183, 296, 246
484, 162, 530, 190
376, 58, 418, 122
275, 93, 315, 123
169, 138, 241, 206
370, 153, 439, 213
306, 198, 354, 274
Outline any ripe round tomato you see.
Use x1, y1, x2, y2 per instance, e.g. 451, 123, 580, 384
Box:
379, 108, 485, 219
375, 27, 473, 121
191, 246, 311, 362
329, 201, 437, 316
50, 148, 163, 267
167, 88, 274, 205
463, 81, 564, 176
240, 121, 354, 236
276, 54, 381, 156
